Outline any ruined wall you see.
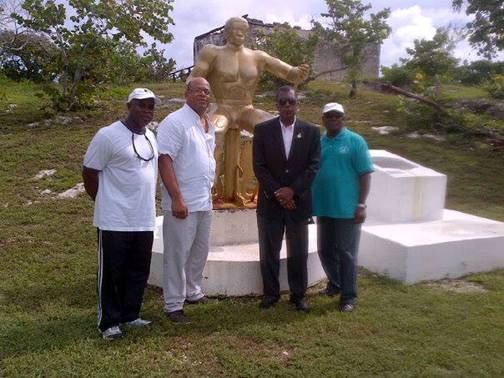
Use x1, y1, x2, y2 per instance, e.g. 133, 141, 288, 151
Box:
193, 17, 381, 81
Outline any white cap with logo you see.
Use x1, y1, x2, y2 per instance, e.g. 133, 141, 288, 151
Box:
127, 88, 161, 105
322, 102, 345, 115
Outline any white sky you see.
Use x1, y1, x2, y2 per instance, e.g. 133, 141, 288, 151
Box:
165, 0, 502, 71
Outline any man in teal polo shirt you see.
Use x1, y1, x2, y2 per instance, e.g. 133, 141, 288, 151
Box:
312, 102, 373, 313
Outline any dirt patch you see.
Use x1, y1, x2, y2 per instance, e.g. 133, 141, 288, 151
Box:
426, 279, 487, 294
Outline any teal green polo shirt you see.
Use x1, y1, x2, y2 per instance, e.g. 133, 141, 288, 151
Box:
312, 127, 374, 219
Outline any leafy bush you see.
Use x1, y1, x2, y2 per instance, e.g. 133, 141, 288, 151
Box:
381, 64, 415, 87
486, 75, 504, 99
396, 97, 441, 131
455, 60, 504, 85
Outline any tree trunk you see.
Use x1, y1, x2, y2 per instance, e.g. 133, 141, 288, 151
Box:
349, 80, 357, 98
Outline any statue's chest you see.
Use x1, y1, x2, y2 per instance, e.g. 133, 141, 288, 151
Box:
214, 53, 259, 83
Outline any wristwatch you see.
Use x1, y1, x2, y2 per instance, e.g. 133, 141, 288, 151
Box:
357, 203, 367, 209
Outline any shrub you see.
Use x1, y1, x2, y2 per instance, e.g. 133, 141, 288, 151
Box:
381, 64, 415, 87
486, 75, 504, 99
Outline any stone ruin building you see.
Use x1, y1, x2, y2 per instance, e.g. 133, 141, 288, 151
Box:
192, 15, 380, 81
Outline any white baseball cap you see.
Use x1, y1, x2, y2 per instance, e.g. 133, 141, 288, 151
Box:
322, 102, 345, 115
127, 88, 161, 105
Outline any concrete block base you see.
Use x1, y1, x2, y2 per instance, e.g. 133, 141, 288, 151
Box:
148, 215, 326, 296
360, 210, 504, 283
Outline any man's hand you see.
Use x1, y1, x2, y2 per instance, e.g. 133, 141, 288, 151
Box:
274, 187, 294, 206
282, 199, 297, 211
172, 197, 188, 219
354, 207, 367, 224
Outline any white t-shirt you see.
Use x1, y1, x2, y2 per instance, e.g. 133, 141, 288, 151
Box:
83, 121, 158, 231
157, 104, 216, 212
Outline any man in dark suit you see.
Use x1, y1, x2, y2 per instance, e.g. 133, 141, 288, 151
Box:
253, 86, 320, 312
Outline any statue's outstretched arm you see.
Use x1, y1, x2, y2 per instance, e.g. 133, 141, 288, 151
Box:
259, 51, 310, 85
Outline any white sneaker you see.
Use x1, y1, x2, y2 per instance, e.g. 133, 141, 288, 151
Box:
101, 326, 122, 340
125, 318, 152, 327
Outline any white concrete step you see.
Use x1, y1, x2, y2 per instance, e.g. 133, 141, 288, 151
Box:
360, 209, 504, 283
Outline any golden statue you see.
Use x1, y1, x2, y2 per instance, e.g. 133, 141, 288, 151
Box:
188, 16, 310, 208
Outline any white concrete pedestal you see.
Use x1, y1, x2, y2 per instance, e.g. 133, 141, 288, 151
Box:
148, 212, 326, 296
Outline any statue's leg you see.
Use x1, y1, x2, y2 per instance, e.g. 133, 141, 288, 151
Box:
210, 112, 229, 204
237, 108, 275, 206
224, 126, 241, 203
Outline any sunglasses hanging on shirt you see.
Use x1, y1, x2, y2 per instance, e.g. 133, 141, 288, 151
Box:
132, 132, 155, 162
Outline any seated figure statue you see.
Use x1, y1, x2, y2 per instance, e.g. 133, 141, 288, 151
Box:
188, 16, 310, 208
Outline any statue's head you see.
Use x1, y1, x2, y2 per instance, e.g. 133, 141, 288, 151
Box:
224, 16, 249, 46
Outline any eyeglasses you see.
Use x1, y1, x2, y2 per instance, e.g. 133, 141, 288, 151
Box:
189, 87, 211, 96
132, 132, 155, 162
278, 98, 297, 106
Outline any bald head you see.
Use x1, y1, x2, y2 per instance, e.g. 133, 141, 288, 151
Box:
187, 76, 210, 92
185, 77, 211, 116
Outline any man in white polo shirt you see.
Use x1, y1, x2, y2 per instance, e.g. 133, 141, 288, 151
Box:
82, 88, 159, 340
157, 77, 216, 324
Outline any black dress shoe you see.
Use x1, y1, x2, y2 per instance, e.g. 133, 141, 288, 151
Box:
293, 297, 310, 312
320, 287, 340, 297
166, 310, 192, 324
259, 296, 279, 309
185, 295, 209, 305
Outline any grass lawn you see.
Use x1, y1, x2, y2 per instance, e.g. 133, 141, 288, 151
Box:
1, 81, 503, 377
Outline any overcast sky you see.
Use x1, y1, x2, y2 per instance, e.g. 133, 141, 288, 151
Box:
165, 0, 500, 71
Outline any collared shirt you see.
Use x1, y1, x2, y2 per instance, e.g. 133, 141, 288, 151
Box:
280, 117, 296, 159
157, 104, 216, 212
83, 121, 158, 231
312, 127, 374, 219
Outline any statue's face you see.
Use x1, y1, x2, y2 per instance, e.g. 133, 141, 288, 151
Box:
227, 21, 248, 46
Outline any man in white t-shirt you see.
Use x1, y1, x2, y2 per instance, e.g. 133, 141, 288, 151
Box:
82, 88, 159, 340
157, 77, 216, 324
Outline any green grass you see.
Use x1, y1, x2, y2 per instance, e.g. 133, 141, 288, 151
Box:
441, 84, 489, 101
1, 81, 504, 377
0, 78, 52, 129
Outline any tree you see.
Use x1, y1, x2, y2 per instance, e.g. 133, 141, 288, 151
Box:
453, 0, 503, 58
254, 23, 318, 90
0, 29, 58, 81
385, 28, 460, 99
141, 43, 176, 82
402, 28, 459, 82
313, 0, 391, 97
455, 59, 504, 85
13, 0, 174, 110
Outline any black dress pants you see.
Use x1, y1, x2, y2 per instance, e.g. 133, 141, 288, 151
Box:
257, 215, 308, 300
97, 229, 153, 332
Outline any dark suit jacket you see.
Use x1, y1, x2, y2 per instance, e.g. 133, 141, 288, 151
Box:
253, 117, 320, 223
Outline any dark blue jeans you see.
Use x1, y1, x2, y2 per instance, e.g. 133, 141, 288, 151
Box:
317, 217, 361, 304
